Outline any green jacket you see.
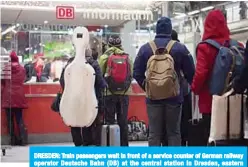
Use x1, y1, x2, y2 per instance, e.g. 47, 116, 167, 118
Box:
98, 46, 133, 96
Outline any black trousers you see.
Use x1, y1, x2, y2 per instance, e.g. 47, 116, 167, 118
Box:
105, 95, 129, 146
5, 108, 27, 145
162, 93, 192, 146
202, 113, 211, 145
71, 114, 102, 146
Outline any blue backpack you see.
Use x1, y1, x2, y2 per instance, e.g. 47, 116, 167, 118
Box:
199, 39, 245, 95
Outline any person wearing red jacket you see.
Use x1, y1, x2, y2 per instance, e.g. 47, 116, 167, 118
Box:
1, 51, 28, 146
191, 9, 231, 145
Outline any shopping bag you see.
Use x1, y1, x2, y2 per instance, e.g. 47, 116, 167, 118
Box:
209, 89, 248, 146
128, 116, 148, 141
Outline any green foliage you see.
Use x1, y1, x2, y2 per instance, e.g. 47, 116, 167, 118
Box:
43, 41, 74, 58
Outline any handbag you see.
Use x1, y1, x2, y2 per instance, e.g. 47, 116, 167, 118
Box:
188, 94, 207, 146
209, 89, 248, 146
128, 116, 148, 141
51, 88, 63, 112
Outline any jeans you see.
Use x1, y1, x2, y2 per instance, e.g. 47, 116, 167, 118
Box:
161, 93, 192, 146
5, 108, 27, 145
71, 114, 102, 146
104, 95, 129, 146
147, 103, 182, 146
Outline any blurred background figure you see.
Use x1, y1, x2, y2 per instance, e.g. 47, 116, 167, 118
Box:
50, 54, 70, 82
240, 1, 247, 20
1, 51, 28, 146
25, 53, 51, 82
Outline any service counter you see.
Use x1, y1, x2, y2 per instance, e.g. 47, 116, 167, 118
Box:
1, 82, 147, 144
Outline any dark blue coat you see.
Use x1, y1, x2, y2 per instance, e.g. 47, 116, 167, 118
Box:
233, 40, 248, 93
133, 17, 195, 104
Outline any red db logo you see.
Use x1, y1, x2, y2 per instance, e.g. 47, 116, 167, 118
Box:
56, 6, 74, 19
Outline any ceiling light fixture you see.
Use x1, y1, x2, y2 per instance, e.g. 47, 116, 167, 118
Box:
200, 6, 214, 12
44, 20, 48, 24
188, 10, 200, 15
1, 24, 20, 35
175, 13, 187, 19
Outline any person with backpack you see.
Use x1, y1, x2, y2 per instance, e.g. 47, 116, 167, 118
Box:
233, 40, 248, 120
98, 35, 133, 146
233, 40, 248, 94
133, 17, 195, 146
60, 48, 106, 146
191, 9, 245, 145
162, 30, 193, 146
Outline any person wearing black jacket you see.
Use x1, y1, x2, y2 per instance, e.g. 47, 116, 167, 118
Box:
60, 48, 107, 146
233, 40, 248, 94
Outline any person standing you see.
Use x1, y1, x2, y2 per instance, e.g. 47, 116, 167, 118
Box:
191, 10, 231, 145
1, 51, 28, 146
162, 30, 193, 146
59, 48, 106, 146
98, 35, 133, 146
133, 17, 195, 146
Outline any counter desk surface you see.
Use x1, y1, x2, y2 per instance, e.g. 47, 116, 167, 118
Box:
1, 82, 148, 144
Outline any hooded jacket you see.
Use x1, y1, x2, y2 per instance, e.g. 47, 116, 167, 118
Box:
191, 10, 231, 114
1, 51, 28, 109
133, 17, 195, 104
98, 46, 133, 96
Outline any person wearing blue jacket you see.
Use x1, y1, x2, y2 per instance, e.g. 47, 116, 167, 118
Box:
133, 17, 195, 146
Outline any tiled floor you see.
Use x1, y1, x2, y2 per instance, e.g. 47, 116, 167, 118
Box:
0, 141, 148, 162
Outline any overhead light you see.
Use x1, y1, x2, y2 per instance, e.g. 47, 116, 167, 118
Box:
175, 14, 187, 19
44, 20, 48, 24
200, 6, 214, 12
34, 28, 38, 30
146, 24, 152, 28
104, 25, 108, 28
1, 24, 20, 35
68, 28, 73, 35
188, 10, 200, 15
174, 12, 185, 15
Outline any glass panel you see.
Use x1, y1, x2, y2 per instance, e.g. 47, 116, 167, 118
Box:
233, 5, 240, 22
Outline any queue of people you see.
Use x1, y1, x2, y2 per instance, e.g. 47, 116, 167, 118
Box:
2, 8, 248, 147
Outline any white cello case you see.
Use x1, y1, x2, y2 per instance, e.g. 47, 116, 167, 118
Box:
59, 27, 98, 127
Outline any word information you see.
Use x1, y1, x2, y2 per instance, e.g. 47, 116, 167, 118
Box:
30, 147, 247, 167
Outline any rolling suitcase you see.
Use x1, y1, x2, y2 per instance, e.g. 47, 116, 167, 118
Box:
101, 90, 121, 146
101, 121, 120, 146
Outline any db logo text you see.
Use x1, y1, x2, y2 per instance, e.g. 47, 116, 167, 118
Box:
56, 6, 75, 19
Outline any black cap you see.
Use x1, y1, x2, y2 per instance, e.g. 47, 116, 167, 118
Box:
171, 29, 180, 42
108, 35, 121, 47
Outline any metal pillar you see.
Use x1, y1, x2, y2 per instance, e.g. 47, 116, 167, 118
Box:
161, 2, 169, 17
